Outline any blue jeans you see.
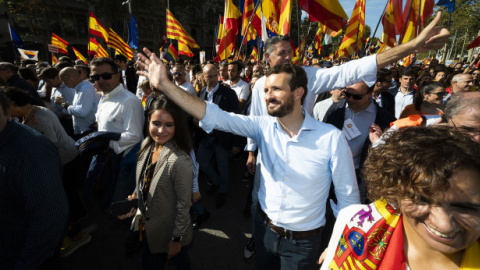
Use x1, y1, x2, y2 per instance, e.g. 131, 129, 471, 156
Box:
254, 209, 324, 270
197, 135, 230, 193
142, 240, 190, 270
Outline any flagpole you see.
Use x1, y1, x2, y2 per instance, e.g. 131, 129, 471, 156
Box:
353, 6, 362, 59
441, 12, 451, 62
224, 0, 227, 61
7, 23, 20, 61
365, 0, 389, 54
295, 0, 301, 52
237, 0, 262, 60
88, 8, 91, 62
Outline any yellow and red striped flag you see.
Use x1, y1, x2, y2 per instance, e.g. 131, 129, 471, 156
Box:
107, 28, 133, 60
278, 0, 293, 35
250, 47, 259, 62
382, 0, 398, 48
314, 23, 324, 54
261, 0, 292, 35
178, 40, 194, 57
72, 46, 87, 64
166, 9, 199, 48
292, 37, 307, 65
89, 12, 108, 42
214, 0, 241, 61
400, 0, 433, 43
298, 0, 348, 32
338, 0, 365, 58
88, 38, 108, 58
52, 33, 69, 54
242, 0, 262, 43
51, 53, 58, 64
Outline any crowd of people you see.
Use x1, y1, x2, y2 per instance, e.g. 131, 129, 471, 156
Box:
0, 11, 479, 270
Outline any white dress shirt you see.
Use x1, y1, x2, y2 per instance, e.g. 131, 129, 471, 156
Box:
394, 89, 414, 119
96, 84, 144, 155
178, 82, 197, 96
67, 80, 100, 135
200, 102, 360, 231
246, 55, 378, 152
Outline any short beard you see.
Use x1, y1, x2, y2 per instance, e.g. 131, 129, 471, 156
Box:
267, 94, 294, 118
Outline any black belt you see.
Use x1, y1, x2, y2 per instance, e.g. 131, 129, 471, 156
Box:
257, 203, 323, 240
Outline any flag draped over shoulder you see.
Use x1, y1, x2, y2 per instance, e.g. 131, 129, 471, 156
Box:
107, 28, 133, 60
52, 33, 69, 54
166, 9, 199, 48
72, 46, 87, 63
178, 40, 194, 57
89, 12, 109, 42
298, 0, 348, 32
338, 0, 365, 58
88, 38, 108, 58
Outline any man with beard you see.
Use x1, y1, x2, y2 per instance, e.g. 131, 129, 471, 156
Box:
226, 60, 250, 109
138, 54, 360, 269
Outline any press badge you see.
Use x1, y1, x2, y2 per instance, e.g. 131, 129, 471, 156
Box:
342, 118, 361, 140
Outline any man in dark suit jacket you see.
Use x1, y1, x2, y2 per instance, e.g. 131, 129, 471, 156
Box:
113, 55, 138, 95
0, 62, 45, 106
372, 68, 395, 116
197, 64, 241, 209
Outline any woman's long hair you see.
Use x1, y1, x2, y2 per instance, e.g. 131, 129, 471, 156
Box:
138, 94, 193, 159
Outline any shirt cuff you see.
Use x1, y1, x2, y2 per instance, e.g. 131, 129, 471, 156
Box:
199, 102, 219, 134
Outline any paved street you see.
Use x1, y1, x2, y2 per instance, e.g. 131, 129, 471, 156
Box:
61, 156, 257, 270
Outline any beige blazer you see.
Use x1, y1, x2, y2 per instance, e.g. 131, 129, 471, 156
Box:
135, 139, 193, 253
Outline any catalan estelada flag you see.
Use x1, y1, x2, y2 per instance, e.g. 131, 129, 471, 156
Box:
88, 38, 108, 58
178, 40, 194, 58
89, 12, 108, 42
166, 9, 199, 48
338, 0, 365, 58
52, 33, 69, 54
164, 44, 178, 62
107, 28, 133, 60
72, 46, 87, 64
298, 0, 348, 32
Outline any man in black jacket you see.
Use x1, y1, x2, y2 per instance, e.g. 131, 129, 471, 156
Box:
113, 55, 138, 95
197, 64, 241, 208
372, 68, 395, 116
323, 81, 396, 203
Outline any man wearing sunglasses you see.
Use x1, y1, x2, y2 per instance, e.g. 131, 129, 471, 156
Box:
172, 64, 196, 96
83, 57, 144, 205
324, 82, 395, 203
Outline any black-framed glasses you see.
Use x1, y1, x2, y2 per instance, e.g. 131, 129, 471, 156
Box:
344, 89, 368, 100
173, 72, 183, 76
90, 72, 116, 81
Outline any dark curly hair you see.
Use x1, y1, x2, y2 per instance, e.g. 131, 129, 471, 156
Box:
364, 126, 480, 205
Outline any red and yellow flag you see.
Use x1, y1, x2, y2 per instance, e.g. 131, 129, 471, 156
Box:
261, 0, 292, 35
382, 0, 399, 48
298, 0, 348, 32
215, 0, 241, 62
166, 9, 199, 48
89, 12, 108, 42
51, 53, 58, 64
400, 0, 433, 44
88, 38, 108, 58
178, 40, 194, 57
242, 0, 261, 43
338, 0, 365, 58
292, 37, 307, 65
250, 47, 259, 62
52, 33, 69, 54
72, 46, 87, 64
107, 28, 133, 60
314, 23, 324, 54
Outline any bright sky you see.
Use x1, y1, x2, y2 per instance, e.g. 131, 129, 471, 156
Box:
301, 0, 388, 38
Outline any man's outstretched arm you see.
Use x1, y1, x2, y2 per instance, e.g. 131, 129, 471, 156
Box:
376, 11, 450, 69
136, 49, 207, 120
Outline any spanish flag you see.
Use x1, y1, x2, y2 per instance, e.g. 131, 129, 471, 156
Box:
166, 9, 199, 48
72, 46, 87, 64
250, 47, 259, 62
298, 0, 348, 32
52, 53, 58, 64
89, 12, 108, 42
178, 40, 194, 58
52, 33, 69, 54
88, 38, 108, 58
107, 28, 133, 60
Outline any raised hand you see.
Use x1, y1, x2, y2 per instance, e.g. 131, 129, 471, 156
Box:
412, 11, 450, 53
136, 47, 172, 91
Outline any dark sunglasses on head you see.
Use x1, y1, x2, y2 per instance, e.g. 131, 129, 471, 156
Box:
173, 72, 183, 76
90, 72, 116, 81
344, 90, 367, 100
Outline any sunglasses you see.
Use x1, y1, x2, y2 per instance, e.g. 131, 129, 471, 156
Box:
344, 90, 368, 100
90, 72, 116, 81
429, 92, 447, 97
173, 72, 183, 76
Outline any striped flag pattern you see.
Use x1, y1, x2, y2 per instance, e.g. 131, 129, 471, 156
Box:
298, 0, 348, 32
242, 0, 262, 43
314, 23, 324, 54
107, 28, 133, 60
88, 38, 108, 58
338, 0, 365, 58
278, 0, 293, 35
164, 44, 178, 62
52, 53, 58, 64
382, 0, 398, 48
250, 47, 259, 62
52, 33, 69, 54
72, 46, 87, 63
166, 9, 199, 48
89, 12, 109, 42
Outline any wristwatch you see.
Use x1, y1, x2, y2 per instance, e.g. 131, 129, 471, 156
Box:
171, 236, 183, 242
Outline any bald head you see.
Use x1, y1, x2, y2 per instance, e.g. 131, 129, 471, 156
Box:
60, 67, 82, 88
203, 64, 219, 89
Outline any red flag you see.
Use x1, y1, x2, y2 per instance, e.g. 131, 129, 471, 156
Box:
467, 35, 480, 50
299, 0, 348, 31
